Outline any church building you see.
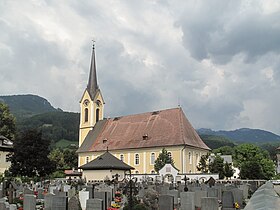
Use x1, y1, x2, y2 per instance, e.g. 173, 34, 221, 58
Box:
77, 45, 210, 176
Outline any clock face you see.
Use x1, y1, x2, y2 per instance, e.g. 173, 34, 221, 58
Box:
83, 99, 89, 107
96, 100, 101, 107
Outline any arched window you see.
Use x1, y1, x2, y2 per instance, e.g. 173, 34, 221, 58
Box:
135, 154, 140, 165
189, 152, 192, 164
86, 156, 89, 163
120, 154, 124, 161
151, 152, 155, 165
151, 170, 155, 174
167, 152, 172, 162
135, 170, 139, 174
96, 108, 100, 122
84, 108, 89, 122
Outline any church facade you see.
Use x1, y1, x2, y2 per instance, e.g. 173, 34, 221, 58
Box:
77, 45, 210, 175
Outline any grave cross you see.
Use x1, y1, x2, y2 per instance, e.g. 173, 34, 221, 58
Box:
182, 175, 189, 192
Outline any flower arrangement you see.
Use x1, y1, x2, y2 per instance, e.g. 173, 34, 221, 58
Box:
234, 202, 240, 209
111, 203, 121, 208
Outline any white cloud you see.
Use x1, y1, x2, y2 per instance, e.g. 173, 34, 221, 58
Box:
0, 0, 280, 134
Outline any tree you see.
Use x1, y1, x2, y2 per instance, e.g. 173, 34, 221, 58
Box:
209, 155, 225, 179
224, 162, 234, 179
48, 148, 65, 170
48, 148, 78, 171
0, 102, 16, 140
213, 146, 234, 155
154, 148, 175, 172
197, 154, 209, 173
9, 129, 55, 177
233, 143, 275, 180
63, 149, 78, 168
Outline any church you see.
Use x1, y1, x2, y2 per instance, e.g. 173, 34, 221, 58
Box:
77, 45, 210, 177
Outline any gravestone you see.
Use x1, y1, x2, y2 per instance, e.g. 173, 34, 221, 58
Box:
23, 194, 36, 210
230, 188, 243, 208
86, 198, 103, 210
49, 186, 56, 194
158, 194, 174, 210
79, 191, 89, 210
194, 190, 207, 208
207, 187, 218, 198
222, 190, 235, 210
180, 192, 195, 210
23, 188, 33, 195
201, 197, 219, 210
51, 196, 67, 210
68, 196, 81, 210
167, 189, 179, 205
44, 193, 53, 210
9, 204, 17, 210
63, 184, 71, 192
94, 191, 111, 210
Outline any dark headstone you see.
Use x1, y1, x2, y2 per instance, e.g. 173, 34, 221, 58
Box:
68, 196, 81, 210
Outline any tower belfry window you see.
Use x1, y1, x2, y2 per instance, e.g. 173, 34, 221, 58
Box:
85, 108, 89, 122
96, 108, 100, 122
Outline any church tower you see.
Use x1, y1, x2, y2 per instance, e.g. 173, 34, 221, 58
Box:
79, 44, 105, 147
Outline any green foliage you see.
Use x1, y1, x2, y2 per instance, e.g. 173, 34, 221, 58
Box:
55, 139, 78, 149
197, 154, 209, 173
213, 146, 234, 155
50, 170, 66, 178
233, 143, 275, 179
0, 94, 58, 120
0, 102, 16, 140
199, 134, 236, 150
224, 162, 234, 179
17, 111, 79, 145
9, 129, 55, 177
49, 148, 78, 170
154, 148, 175, 172
209, 155, 225, 179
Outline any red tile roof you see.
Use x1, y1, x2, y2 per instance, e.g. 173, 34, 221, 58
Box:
78, 107, 210, 153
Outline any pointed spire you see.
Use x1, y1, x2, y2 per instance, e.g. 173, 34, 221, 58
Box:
87, 41, 99, 99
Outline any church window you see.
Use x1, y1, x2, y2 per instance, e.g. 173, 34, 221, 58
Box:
135, 170, 139, 174
151, 170, 155, 174
96, 108, 100, 122
120, 154, 124, 161
196, 153, 199, 164
84, 108, 89, 122
86, 156, 89, 163
189, 152, 192, 164
151, 152, 155, 165
135, 154, 140, 165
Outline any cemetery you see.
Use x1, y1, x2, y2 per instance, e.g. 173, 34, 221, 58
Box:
0, 171, 279, 210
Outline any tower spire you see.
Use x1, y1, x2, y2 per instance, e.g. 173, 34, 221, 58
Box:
87, 41, 99, 99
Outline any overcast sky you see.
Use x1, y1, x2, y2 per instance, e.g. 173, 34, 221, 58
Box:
1, 0, 280, 134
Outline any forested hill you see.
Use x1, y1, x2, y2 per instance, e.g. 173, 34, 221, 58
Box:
197, 128, 280, 143
0, 94, 59, 119
0, 94, 79, 148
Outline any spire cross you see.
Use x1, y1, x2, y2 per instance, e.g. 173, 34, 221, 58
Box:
92, 39, 96, 49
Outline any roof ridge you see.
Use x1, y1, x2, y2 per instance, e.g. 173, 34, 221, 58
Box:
108, 107, 180, 120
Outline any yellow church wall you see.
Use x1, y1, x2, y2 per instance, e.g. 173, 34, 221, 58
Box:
79, 146, 209, 174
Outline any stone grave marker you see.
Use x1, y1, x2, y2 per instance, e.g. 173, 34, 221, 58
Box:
0, 200, 9, 210
9, 204, 17, 210
194, 190, 207, 208
158, 194, 174, 210
230, 188, 243, 208
49, 186, 56, 194
222, 190, 235, 210
23, 187, 33, 195
63, 184, 71, 192
180, 192, 195, 210
51, 196, 67, 210
23, 194, 36, 210
94, 191, 111, 210
207, 187, 218, 198
44, 193, 54, 210
201, 197, 219, 210
79, 191, 89, 210
167, 189, 179, 205
86, 198, 103, 210
68, 196, 81, 210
